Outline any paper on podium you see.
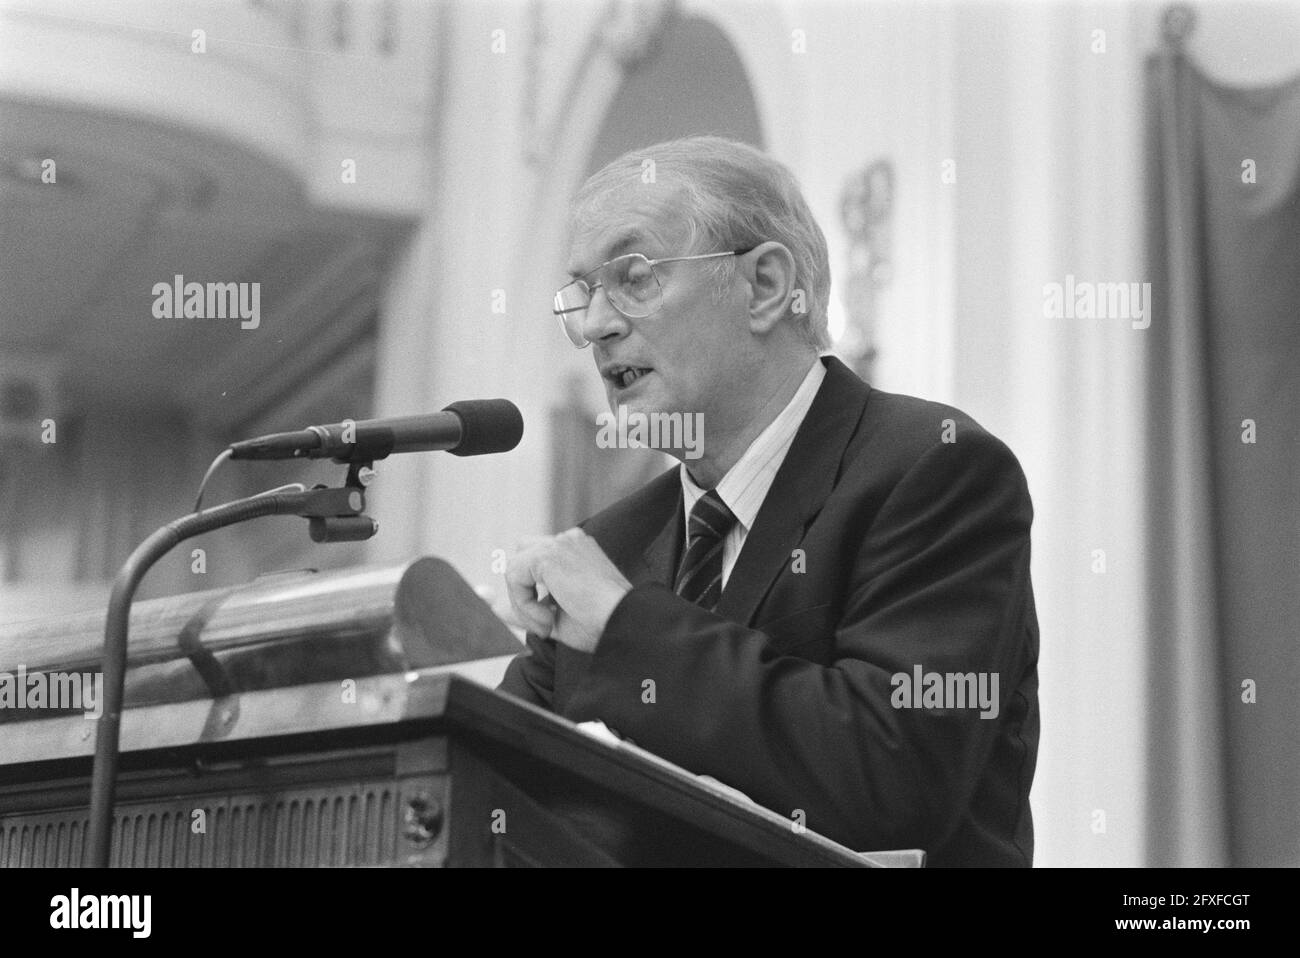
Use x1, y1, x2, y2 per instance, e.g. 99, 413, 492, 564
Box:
575, 720, 758, 805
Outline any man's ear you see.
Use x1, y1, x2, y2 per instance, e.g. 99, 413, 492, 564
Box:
741, 242, 798, 335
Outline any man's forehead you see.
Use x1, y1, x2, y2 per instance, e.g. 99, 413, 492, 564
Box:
567, 200, 687, 276
567, 229, 651, 277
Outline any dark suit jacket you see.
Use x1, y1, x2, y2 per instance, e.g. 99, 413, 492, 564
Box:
499, 356, 1039, 867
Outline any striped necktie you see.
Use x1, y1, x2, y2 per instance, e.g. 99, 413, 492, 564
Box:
674, 489, 737, 611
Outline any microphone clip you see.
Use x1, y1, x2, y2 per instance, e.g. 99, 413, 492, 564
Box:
300, 459, 380, 544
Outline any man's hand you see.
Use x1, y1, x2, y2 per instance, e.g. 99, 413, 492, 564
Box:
505, 528, 633, 653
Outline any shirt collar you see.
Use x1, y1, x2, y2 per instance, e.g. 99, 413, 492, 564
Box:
681, 357, 826, 533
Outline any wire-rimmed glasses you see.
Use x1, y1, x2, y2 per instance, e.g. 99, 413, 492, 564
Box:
552, 248, 754, 348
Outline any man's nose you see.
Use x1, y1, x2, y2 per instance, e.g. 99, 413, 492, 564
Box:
581, 286, 630, 344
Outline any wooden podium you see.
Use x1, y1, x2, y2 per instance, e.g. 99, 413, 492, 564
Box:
0, 558, 920, 868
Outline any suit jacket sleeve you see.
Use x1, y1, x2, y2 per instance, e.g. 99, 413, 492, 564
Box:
498, 628, 559, 709
558, 429, 1036, 854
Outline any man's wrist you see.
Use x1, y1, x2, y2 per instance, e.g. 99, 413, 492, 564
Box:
591, 581, 635, 644
587, 581, 644, 654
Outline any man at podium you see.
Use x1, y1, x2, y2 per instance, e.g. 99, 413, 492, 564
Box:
499, 136, 1039, 867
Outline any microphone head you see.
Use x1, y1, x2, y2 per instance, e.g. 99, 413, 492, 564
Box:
442, 399, 524, 456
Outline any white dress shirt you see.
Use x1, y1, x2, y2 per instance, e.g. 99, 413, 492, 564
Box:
680, 358, 826, 589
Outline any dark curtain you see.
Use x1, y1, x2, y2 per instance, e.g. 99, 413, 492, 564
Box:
1147, 25, 1300, 867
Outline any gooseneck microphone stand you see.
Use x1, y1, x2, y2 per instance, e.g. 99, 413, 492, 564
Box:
86, 462, 378, 868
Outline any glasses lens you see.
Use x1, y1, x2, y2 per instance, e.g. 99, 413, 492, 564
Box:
553, 283, 590, 314
558, 312, 588, 347
551, 255, 663, 348
603, 254, 660, 318
554, 283, 590, 347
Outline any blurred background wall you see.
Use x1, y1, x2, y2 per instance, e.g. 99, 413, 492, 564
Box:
0, 0, 1295, 866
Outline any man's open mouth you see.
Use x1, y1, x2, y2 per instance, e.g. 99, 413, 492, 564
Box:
607, 365, 652, 389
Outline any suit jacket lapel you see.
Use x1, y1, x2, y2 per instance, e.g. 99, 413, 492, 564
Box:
584, 465, 683, 587
714, 356, 871, 624
639, 489, 684, 585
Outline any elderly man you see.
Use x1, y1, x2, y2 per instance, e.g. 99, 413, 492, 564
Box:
499, 136, 1039, 867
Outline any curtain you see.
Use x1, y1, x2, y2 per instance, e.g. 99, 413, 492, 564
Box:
1146, 18, 1300, 867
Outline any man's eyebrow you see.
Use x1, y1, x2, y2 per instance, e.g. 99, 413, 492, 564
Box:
567, 232, 648, 278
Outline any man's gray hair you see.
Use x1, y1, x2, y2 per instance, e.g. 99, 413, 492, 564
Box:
571, 136, 832, 349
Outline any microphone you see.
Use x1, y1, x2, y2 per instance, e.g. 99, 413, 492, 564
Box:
227, 399, 524, 462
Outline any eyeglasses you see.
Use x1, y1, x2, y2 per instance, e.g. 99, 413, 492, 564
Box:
552, 248, 755, 348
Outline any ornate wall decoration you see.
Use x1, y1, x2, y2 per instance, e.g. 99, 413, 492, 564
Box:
838, 158, 894, 382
